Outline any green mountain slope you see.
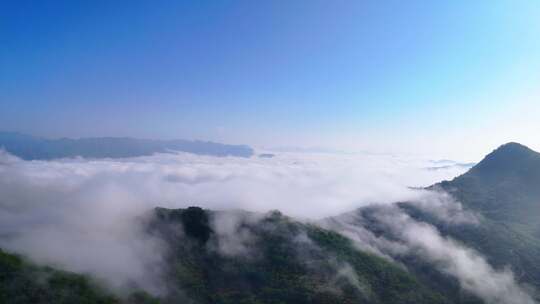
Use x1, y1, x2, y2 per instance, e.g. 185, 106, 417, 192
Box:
439, 142, 540, 223
0, 207, 452, 304
147, 207, 450, 304
0, 248, 169, 304
0, 249, 120, 304
433, 143, 540, 289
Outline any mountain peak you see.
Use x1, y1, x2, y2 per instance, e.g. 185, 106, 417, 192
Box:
477, 142, 536, 166
491, 142, 533, 154
458, 142, 540, 182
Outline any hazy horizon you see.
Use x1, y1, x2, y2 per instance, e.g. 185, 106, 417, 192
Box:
0, 129, 530, 163
2, 1, 540, 161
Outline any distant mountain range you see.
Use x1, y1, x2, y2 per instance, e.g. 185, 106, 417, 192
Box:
1, 142, 540, 303
0, 132, 254, 159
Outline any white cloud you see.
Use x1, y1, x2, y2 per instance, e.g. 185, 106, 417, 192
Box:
0, 149, 469, 295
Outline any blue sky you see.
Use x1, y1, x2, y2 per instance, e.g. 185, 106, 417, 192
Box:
1, 1, 540, 159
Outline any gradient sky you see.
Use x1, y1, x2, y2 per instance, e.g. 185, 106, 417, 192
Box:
1, 1, 540, 160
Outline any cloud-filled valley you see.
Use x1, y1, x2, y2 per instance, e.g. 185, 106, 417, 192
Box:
0, 149, 534, 303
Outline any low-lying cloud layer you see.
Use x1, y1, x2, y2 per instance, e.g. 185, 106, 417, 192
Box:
0, 149, 468, 217
1, 149, 530, 302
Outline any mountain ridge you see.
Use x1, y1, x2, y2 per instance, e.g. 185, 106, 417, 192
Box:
0, 131, 254, 159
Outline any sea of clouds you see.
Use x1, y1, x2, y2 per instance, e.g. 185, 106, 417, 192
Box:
0, 149, 533, 303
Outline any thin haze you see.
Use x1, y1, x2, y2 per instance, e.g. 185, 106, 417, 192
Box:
1, 1, 540, 160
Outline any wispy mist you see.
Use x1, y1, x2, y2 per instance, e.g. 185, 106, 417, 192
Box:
0, 149, 472, 296
324, 197, 534, 304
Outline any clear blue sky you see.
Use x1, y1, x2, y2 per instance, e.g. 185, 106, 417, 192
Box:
1, 1, 539, 159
